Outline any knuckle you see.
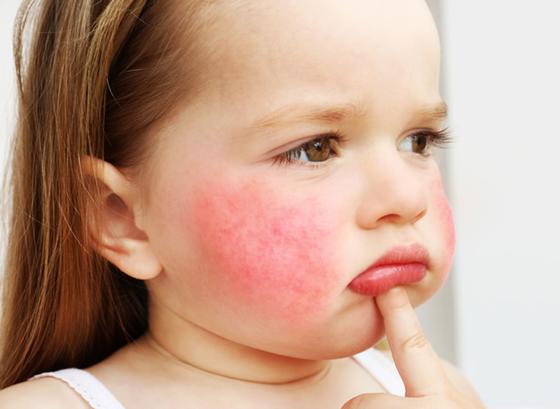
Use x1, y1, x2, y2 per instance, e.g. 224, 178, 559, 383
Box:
343, 395, 367, 409
343, 394, 382, 409
401, 330, 430, 352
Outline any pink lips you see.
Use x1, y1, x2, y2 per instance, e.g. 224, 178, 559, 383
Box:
348, 243, 429, 297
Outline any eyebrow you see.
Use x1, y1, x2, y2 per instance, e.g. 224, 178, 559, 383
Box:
248, 102, 369, 131
248, 100, 448, 131
415, 101, 448, 122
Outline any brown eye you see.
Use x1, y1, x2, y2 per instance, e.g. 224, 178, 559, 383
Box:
411, 134, 428, 154
274, 135, 341, 166
399, 129, 453, 157
303, 136, 335, 161
400, 133, 431, 156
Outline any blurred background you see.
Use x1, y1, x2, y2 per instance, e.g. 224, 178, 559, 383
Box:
1, 1, 559, 408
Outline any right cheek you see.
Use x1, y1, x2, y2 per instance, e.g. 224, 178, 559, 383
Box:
185, 177, 347, 326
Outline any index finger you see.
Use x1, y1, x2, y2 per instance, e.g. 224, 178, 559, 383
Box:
376, 286, 450, 397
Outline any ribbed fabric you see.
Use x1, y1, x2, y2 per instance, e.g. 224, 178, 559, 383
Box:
30, 347, 404, 408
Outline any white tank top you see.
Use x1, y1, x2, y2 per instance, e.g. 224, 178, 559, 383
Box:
30, 347, 405, 408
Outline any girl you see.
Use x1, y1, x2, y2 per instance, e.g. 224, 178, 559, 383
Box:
0, 0, 485, 407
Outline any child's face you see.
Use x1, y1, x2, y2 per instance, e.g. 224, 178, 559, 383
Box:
138, 0, 454, 358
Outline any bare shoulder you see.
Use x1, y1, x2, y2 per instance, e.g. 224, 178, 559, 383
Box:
0, 377, 90, 409
377, 348, 485, 406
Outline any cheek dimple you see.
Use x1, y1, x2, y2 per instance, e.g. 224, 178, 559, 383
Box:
191, 179, 340, 323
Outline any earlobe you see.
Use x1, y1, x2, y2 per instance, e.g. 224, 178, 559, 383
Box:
80, 155, 162, 280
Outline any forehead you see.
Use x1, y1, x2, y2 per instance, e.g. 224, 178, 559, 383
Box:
136, 0, 442, 207
164, 0, 441, 143
196, 0, 441, 110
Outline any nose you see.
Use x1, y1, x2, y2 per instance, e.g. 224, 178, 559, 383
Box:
356, 145, 428, 230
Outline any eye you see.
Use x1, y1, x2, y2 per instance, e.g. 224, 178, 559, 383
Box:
399, 128, 453, 157
271, 132, 344, 169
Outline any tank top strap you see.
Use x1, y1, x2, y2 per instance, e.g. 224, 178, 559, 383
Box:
30, 352, 403, 406
352, 347, 406, 396
30, 368, 126, 409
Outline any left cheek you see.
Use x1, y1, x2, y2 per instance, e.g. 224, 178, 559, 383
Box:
430, 179, 456, 277
191, 179, 344, 325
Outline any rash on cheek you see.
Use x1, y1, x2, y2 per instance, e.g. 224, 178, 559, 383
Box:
432, 179, 456, 276
191, 179, 341, 324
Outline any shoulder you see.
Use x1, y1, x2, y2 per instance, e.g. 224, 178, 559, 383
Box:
377, 348, 485, 406
0, 376, 90, 409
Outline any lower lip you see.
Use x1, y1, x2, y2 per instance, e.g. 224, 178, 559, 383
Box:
348, 263, 427, 297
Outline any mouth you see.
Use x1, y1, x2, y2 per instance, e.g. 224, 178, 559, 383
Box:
348, 243, 429, 297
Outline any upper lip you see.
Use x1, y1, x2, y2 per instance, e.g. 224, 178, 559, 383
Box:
366, 243, 430, 271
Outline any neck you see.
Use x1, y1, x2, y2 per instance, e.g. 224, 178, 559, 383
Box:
143, 300, 332, 387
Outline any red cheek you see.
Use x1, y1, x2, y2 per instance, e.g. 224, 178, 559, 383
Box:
191, 179, 341, 324
432, 179, 456, 275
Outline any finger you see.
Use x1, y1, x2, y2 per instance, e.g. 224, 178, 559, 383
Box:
376, 286, 450, 397
341, 393, 429, 409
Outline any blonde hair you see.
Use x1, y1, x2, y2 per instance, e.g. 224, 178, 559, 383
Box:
0, 0, 213, 388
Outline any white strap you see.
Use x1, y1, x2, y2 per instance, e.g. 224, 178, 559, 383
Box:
31, 352, 402, 407
31, 368, 126, 409
352, 347, 406, 396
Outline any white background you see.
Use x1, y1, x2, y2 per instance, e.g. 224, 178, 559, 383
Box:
439, 1, 560, 408
1, 1, 559, 408
0, 1, 19, 271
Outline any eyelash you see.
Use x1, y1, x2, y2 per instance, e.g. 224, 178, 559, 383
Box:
271, 130, 347, 169
271, 128, 454, 169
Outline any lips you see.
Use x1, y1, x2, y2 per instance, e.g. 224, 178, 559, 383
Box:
348, 243, 429, 297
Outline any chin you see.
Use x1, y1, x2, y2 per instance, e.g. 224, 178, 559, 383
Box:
299, 330, 386, 361
279, 303, 387, 360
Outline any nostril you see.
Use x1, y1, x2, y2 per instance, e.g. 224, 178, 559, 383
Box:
377, 213, 401, 224
377, 208, 426, 225
414, 209, 428, 223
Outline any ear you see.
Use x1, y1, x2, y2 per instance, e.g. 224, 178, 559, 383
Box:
81, 155, 162, 280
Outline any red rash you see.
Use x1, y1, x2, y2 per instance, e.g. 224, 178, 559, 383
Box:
432, 179, 456, 275
192, 178, 342, 325
188, 175, 455, 328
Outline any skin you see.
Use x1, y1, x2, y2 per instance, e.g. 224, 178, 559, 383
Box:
192, 178, 342, 325
342, 287, 485, 408
131, 0, 456, 370
0, 0, 486, 408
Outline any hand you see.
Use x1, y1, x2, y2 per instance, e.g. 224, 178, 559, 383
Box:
342, 287, 485, 409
